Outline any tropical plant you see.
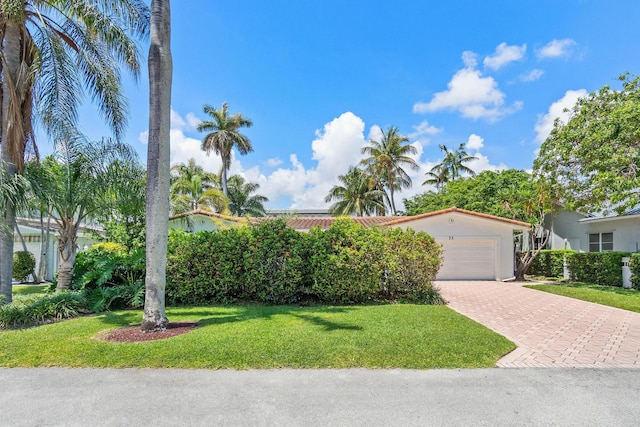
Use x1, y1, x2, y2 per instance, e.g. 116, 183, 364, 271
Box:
226, 175, 268, 217
360, 126, 419, 215
0, 0, 149, 303
534, 74, 640, 216
99, 160, 147, 249
142, 0, 171, 332
197, 102, 253, 196
426, 143, 477, 187
325, 166, 386, 216
12, 251, 35, 282
25, 137, 137, 291
170, 158, 228, 214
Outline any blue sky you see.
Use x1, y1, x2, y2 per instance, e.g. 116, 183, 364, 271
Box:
66, 0, 640, 210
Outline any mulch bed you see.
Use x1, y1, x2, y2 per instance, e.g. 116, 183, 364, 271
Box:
102, 322, 199, 343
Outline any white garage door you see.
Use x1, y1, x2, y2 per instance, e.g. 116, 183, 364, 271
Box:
436, 239, 496, 280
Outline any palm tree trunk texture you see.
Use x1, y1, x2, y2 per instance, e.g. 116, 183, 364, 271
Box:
142, 0, 172, 331
0, 22, 22, 303
55, 221, 77, 291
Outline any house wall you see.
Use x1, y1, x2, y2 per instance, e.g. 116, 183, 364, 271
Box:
168, 214, 241, 233
387, 212, 522, 280
546, 211, 586, 251
583, 217, 640, 253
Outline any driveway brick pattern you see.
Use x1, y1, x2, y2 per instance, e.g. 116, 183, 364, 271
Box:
436, 281, 640, 368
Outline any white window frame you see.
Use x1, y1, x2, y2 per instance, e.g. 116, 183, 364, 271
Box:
588, 232, 613, 252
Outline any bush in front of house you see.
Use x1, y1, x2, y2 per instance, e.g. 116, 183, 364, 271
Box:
68, 242, 146, 312
166, 218, 444, 306
566, 252, 630, 287
12, 251, 36, 282
526, 249, 574, 277
628, 254, 640, 290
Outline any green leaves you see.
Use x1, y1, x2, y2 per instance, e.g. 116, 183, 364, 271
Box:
534, 74, 640, 215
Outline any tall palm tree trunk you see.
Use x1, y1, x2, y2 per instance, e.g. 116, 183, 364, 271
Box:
142, 0, 172, 331
0, 22, 22, 303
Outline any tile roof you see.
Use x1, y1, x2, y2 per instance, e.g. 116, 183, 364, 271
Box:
382, 206, 531, 228
168, 209, 247, 223
253, 216, 404, 230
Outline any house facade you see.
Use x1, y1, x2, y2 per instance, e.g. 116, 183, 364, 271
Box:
546, 210, 640, 253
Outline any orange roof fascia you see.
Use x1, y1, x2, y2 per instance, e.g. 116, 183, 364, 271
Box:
381, 206, 531, 228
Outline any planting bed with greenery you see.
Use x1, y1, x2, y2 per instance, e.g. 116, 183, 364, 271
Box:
0, 305, 514, 369
526, 282, 640, 313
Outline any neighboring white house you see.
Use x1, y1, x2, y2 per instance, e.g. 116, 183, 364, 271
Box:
547, 209, 640, 253
168, 209, 248, 233
14, 218, 102, 282
383, 207, 531, 281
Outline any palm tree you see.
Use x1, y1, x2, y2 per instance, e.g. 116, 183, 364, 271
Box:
0, 1, 149, 302
197, 103, 253, 196
226, 175, 269, 217
25, 138, 137, 291
143, 0, 171, 331
422, 168, 451, 190
360, 126, 419, 215
427, 144, 477, 185
170, 160, 229, 214
325, 166, 386, 216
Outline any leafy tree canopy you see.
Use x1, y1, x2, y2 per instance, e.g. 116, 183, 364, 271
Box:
534, 74, 640, 215
404, 169, 545, 224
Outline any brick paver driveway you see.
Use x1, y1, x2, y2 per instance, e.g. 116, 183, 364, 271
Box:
436, 281, 640, 368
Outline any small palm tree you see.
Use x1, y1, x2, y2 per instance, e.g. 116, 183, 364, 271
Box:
360, 127, 419, 215
427, 144, 477, 186
325, 167, 386, 216
197, 103, 253, 196
170, 159, 228, 214
226, 175, 268, 217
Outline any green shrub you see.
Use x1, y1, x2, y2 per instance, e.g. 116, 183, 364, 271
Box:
12, 251, 35, 282
70, 243, 143, 291
243, 220, 307, 304
0, 291, 86, 329
566, 252, 630, 287
629, 254, 640, 290
526, 250, 574, 277
166, 219, 444, 306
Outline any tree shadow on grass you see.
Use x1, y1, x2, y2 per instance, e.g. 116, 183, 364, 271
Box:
94, 305, 364, 332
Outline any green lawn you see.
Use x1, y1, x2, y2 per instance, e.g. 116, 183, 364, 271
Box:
526, 282, 640, 313
12, 284, 49, 296
0, 305, 515, 369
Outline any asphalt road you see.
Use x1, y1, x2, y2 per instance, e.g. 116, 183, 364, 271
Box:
2, 368, 640, 426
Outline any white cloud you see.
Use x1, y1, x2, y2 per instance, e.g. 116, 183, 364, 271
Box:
536, 38, 576, 59
534, 89, 588, 143
483, 42, 526, 70
467, 152, 508, 174
462, 51, 478, 68
409, 121, 442, 138
466, 134, 484, 151
413, 52, 522, 122
265, 157, 283, 167
170, 108, 186, 128
185, 112, 201, 130
519, 69, 544, 82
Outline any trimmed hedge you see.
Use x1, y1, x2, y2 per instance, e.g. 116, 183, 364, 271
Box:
629, 254, 640, 290
526, 250, 573, 277
166, 218, 444, 306
566, 252, 630, 287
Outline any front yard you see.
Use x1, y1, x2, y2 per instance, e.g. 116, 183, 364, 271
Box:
526, 282, 640, 313
0, 304, 515, 369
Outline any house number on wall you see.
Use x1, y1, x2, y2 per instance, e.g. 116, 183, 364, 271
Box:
449, 236, 454, 240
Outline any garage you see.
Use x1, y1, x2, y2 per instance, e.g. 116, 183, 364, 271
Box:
436, 239, 496, 280
383, 207, 530, 281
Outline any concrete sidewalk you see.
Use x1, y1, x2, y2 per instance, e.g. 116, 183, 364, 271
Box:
437, 281, 640, 368
2, 367, 640, 426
